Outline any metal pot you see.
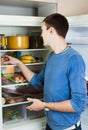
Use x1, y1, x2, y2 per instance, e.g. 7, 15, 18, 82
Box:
7, 36, 29, 50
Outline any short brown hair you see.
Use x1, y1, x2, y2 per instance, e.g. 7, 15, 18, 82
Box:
43, 13, 69, 38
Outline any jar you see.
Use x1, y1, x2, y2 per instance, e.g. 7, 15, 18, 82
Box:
30, 36, 44, 49
0, 34, 4, 49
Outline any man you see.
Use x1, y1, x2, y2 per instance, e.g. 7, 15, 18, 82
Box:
3, 13, 87, 130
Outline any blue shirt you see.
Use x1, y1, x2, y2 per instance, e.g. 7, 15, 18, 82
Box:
30, 47, 87, 130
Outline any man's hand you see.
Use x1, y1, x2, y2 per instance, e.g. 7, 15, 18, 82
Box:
1, 55, 20, 65
26, 98, 45, 111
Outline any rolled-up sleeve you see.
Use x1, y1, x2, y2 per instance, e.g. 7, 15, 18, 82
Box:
67, 55, 87, 112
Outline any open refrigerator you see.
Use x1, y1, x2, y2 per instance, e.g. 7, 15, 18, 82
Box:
0, 14, 88, 130
0, 15, 49, 130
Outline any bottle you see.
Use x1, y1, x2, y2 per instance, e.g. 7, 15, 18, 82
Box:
0, 34, 4, 49
1, 36, 7, 50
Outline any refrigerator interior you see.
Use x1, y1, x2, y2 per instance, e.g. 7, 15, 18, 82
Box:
3, 103, 44, 124
0, 25, 48, 127
0, 14, 88, 129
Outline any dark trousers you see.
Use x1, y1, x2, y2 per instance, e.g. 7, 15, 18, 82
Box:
45, 123, 82, 130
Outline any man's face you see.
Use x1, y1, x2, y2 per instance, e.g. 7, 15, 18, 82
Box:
41, 22, 50, 46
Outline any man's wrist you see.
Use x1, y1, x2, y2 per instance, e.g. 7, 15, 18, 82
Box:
43, 102, 49, 111
17, 60, 23, 66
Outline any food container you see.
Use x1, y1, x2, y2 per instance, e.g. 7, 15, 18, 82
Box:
2, 97, 6, 105
6, 96, 24, 104
7, 36, 29, 49
0, 34, 5, 49
30, 36, 44, 49
3, 105, 24, 122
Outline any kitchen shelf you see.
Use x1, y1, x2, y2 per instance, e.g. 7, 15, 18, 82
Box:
2, 82, 28, 88
0, 0, 57, 8
0, 15, 45, 27
3, 97, 43, 107
3, 101, 31, 107
1, 62, 45, 68
3, 101, 29, 107
1, 48, 48, 52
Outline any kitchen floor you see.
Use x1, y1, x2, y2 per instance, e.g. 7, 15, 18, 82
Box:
81, 104, 88, 130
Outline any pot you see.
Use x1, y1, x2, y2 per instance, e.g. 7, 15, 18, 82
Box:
7, 36, 29, 50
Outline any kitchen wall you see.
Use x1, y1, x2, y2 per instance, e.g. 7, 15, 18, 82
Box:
57, 0, 88, 16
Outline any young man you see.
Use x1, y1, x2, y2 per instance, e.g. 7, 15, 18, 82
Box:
3, 13, 87, 130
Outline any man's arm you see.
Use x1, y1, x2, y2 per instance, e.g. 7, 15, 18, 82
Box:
17, 60, 34, 82
2, 55, 34, 82
26, 98, 75, 112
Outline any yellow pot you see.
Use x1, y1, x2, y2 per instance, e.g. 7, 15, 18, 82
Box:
7, 36, 29, 50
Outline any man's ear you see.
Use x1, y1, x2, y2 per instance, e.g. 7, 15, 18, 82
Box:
50, 27, 56, 34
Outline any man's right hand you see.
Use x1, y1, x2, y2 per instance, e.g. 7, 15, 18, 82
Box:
2, 55, 21, 65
